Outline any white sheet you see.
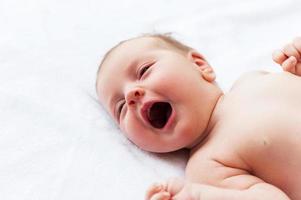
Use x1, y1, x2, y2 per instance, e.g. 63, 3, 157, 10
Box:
1, 0, 301, 199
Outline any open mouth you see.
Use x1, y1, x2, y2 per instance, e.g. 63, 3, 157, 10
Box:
146, 102, 172, 129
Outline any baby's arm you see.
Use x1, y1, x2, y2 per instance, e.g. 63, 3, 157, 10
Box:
272, 37, 301, 76
146, 176, 290, 200
146, 159, 291, 200
146, 179, 290, 200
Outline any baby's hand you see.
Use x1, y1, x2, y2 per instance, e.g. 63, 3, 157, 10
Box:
145, 178, 202, 200
145, 178, 183, 200
272, 37, 301, 76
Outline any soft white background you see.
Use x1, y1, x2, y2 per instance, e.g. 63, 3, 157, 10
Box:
0, 0, 301, 199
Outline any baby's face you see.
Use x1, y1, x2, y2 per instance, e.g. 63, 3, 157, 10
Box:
97, 37, 221, 152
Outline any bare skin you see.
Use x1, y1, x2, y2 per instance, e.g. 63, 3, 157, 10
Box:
97, 36, 301, 200
146, 37, 301, 200
187, 71, 301, 198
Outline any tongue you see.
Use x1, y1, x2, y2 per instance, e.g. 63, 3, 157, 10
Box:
148, 102, 172, 129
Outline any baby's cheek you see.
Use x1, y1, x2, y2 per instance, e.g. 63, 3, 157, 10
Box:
120, 114, 134, 134
153, 69, 199, 98
150, 74, 183, 98
121, 113, 142, 142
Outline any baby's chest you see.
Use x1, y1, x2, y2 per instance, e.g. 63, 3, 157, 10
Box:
222, 72, 301, 167
218, 97, 301, 192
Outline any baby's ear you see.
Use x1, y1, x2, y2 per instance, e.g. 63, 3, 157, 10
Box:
187, 50, 216, 82
187, 50, 207, 66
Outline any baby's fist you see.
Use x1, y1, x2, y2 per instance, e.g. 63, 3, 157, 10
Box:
145, 178, 184, 200
272, 37, 301, 76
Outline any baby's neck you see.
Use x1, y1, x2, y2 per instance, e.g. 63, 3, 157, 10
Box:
189, 93, 225, 156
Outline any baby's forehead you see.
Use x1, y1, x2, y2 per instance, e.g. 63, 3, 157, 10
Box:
97, 38, 163, 101
107, 37, 166, 60
100, 37, 168, 77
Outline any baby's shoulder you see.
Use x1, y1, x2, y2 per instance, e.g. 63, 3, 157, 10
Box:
238, 70, 269, 79
230, 70, 270, 90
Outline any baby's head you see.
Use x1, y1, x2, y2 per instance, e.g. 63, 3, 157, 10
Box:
96, 33, 223, 153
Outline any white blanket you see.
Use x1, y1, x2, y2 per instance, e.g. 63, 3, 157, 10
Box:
1, 0, 301, 199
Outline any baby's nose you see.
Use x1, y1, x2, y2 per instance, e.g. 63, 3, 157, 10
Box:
125, 87, 145, 106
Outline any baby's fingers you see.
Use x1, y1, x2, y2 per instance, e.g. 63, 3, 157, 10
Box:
145, 183, 166, 200
150, 192, 170, 200
283, 43, 301, 61
272, 50, 287, 64
293, 37, 301, 56
282, 56, 297, 74
296, 62, 301, 76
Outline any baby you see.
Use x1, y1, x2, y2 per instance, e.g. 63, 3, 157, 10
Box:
96, 33, 301, 200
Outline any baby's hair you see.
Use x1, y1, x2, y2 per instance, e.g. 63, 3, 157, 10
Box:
96, 33, 193, 93
141, 32, 193, 53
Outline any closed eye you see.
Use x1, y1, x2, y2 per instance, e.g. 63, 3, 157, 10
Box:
117, 100, 125, 121
138, 62, 154, 79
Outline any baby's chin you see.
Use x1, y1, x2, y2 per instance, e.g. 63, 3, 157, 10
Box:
139, 140, 189, 153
